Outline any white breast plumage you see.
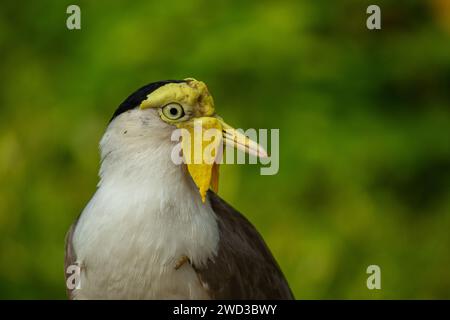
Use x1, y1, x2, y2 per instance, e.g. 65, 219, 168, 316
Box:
70, 110, 219, 299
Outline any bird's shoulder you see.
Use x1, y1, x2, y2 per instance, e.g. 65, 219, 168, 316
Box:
192, 191, 294, 299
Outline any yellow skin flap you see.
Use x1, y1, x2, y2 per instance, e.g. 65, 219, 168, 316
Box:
140, 79, 215, 117
180, 117, 222, 202
140, 79, 219, 202
139, 78, 266, 203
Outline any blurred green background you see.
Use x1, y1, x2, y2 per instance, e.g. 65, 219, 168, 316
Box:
0, 0, 449, 299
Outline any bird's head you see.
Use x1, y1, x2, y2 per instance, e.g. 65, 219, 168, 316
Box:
105, 78, 266, 202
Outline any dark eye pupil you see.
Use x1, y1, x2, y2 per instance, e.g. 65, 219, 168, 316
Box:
170, 108, 178, 116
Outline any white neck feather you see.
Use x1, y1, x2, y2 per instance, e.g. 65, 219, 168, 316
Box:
71, 109, 218, 299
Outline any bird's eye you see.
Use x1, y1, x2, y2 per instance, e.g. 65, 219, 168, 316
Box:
161, 103, 185, 121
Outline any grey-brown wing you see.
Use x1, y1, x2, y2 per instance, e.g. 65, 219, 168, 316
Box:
193, 191, 294, 299
64, 220, 78, 299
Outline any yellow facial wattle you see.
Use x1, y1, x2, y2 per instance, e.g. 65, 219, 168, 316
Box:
139, 78, 267, 203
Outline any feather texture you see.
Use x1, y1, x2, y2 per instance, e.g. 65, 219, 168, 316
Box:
65, 106, 292, 299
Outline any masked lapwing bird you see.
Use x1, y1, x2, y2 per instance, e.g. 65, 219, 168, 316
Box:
65, 78, 293, 299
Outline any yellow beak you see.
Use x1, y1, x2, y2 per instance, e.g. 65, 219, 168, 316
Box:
220, 120, 268, 159
178, 116, 267, 202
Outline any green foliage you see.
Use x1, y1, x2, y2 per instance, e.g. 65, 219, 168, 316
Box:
0, 0, 449, 298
